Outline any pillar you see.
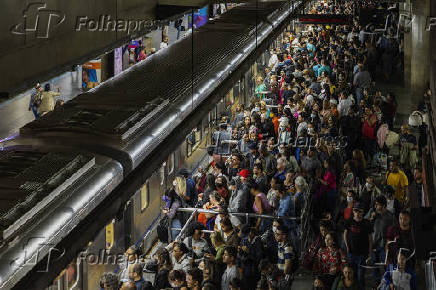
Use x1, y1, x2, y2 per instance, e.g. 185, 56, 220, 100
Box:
410, 0, 431, 101
402, 1, 412, 89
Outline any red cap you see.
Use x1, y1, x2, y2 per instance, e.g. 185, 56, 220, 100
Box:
239, 169, 250, 179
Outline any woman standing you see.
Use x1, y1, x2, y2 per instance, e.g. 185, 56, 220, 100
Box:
153, 248, 172, 290
318, 159, 337, 214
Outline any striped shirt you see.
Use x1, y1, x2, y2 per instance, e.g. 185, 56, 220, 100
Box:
277, 242, 294, 272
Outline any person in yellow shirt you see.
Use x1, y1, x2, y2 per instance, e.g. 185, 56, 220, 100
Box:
38, 83, 61, 116
385, 160, 409, 204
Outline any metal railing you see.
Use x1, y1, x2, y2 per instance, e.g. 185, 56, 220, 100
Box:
425, 252, 436, 290
169, 194, 313, 259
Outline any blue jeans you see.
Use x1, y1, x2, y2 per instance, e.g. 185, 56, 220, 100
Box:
171, 219, 182, 241
372, 247, 386, 282
355, 87, 363, 106
347, 253, 367, 287
31, 106, 39, 119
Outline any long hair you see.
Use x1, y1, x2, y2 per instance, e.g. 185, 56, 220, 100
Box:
174, 176, 187, 197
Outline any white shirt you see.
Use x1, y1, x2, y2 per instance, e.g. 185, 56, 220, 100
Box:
268, 53, 278, 70
160, 42, 168, 49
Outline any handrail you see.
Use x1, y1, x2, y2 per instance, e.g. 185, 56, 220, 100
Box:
176, 207, 302, 220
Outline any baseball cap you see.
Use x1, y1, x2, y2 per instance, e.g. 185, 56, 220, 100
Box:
239, 169, 250, 179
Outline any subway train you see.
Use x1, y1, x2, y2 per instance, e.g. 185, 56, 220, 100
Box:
0, 2, 302, 289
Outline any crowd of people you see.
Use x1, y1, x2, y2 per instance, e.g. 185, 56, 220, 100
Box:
99, 0, 428, 289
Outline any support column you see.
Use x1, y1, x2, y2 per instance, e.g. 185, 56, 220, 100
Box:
410, 0, 431, 101
402, 1, 412, 89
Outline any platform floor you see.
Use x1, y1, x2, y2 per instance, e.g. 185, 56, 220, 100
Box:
0, 68, 83, 140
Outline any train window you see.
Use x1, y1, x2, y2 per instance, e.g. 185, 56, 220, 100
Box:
168, 153, 175, 175
105, 220, 115, 249
160, 163, 166, 186
141, 180, 149, 211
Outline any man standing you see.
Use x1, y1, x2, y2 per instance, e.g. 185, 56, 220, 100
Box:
353, 63, 371, 105
275, 225, 295, 286
344, 203, 373, 287
28, 83, 43, 119
38, 83, 61, 117
367, 196, 394, 283
221, 246, 241, 290
386, 160, 409, 205
128, 263, 149, 290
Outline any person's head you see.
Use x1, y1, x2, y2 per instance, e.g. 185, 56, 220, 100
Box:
173, 241, 189, 261
276, 158, 285, 171
274, 225, 288, 243
125, 245, 139, 263
319, 220, 330, 237
155, 247, 171, 268
344, 160, 353, 172
168, 269, 186, 288
397, 250, 408, 270
202, 259, 215, 281
163, 36, 168, 43
190, 222, 205, 241
414, 167, 423, 184
390, 160, 400, 173
323, 159, 330, 170
128, 263, 143, 282
100, 272, 119, 290
276, 183, 288, 199
223, 246, 237, 265
35, 83, 42, 92
399, 211, 411, 230
186, 268, 202, 289
375, 195, 387, 213
210, 231, 225, 249
220, 217, 233, 233
239, 169, 250, 183
346, 190, 356, 203
401, 124, 409, 134
229, 277, 242, 290
248, 181, 259, 196
324, 232, 337, 248
342, 264, 354, 281
120, 281, 136, 290
258, 259, 274, 275
253, 163, 263, 176
44, 83, 51, 91
352, 203, 364, 222
270, 176, 279, 189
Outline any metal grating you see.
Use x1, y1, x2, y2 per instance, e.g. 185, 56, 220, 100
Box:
0, 149, 94, 237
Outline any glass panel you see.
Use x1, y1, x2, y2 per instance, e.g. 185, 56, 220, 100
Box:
160, 163, 166, 186
168, 153, 175, 175
141, 181, 149, 211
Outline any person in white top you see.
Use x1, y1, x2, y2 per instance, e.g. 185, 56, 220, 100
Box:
268, 48, 279, 71
160, 36, 169, 50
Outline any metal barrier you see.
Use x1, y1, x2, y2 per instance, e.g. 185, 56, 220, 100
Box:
171, 196, 312, 259
426, 252, 436, 290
